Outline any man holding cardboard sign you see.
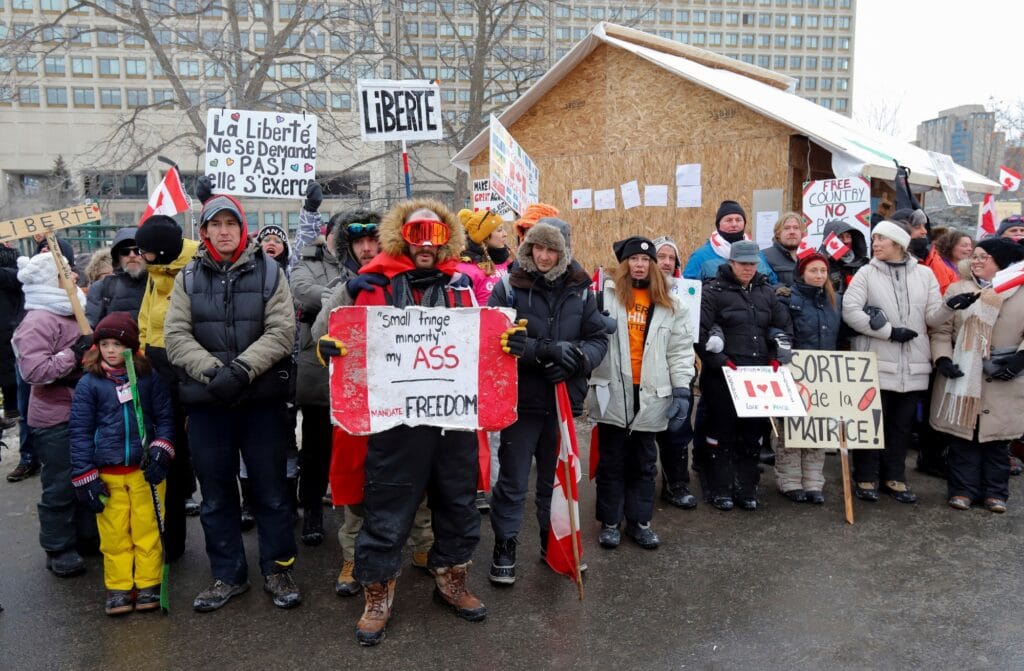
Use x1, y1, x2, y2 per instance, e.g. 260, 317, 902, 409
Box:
317, 198, 524, 646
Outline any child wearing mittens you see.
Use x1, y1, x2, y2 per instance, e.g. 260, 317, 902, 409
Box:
69, 312, 175, 615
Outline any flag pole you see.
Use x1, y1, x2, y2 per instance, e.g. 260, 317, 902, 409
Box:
401, 140, 412, 198
555, 382, 584, 600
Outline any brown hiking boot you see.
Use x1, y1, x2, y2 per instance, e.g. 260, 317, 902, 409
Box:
335, 560, 361, 597
355, 579, 395, 646
431, 563, 487, 622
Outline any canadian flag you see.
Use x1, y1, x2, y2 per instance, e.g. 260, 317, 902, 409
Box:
138, 168, 190, 226
590, 266, 605, 295
993, 260, 1024, 294
978, 193, 997, 238
1000, 165, 1021, 192
795, 236, 816, 259
546, 382, 584, 585
822, 231, 851, 260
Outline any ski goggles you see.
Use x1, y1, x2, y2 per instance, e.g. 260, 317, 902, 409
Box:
345, 222, 378, 236
401, 219, 451, 247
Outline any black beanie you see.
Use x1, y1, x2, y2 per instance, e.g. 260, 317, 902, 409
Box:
715, 200, 747, 229
978, 237, 1024, 270
136, 215, 184, 264
613, 236, 657, 263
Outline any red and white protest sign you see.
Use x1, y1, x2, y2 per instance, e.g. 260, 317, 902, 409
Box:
1000, 165, 1021, 192
801, 177, 871, 250
327, 306, 518, 435
722, 366, 807, 418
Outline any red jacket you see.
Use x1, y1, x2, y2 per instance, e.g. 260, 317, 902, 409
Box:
923, 246, 958, 295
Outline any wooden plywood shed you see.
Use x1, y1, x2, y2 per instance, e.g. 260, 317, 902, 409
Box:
453, 22, 1001, 272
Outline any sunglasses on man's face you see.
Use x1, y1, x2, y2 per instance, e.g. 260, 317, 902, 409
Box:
119, 247, 141, 257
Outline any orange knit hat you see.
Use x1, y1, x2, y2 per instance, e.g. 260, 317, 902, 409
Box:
513, 203, 560, 240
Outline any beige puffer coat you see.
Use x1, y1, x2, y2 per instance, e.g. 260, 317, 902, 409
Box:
842, 255, 951, 393
929, 276, 1024, 442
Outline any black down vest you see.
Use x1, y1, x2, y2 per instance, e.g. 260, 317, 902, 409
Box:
176, 252, 291, 405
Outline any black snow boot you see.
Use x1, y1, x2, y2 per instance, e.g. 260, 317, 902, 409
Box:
301, 505, 324, 546
489, 537, 517, 586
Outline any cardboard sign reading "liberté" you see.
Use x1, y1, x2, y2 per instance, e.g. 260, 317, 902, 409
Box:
0, 203, 101, 244
785, 349, 884, 450
328, 306, 518, 435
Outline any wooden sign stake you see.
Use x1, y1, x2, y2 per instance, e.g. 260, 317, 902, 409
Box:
45, 232, 91, 335
838, 421, 854, 525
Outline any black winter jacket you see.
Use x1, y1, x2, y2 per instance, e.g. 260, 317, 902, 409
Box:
86, 272, 147, 326
0, 247, 23, 387
488, 261, 608, 416
778, 282, 842, 351
698, 264, 792, 367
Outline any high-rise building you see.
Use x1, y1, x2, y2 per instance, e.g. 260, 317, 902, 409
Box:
0, 0, 857, 239
916, 105, 1006, 180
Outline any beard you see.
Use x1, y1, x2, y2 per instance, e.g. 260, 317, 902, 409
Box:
124, 264, 147, 279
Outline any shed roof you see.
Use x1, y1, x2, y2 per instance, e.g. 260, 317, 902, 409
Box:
452, 22, 1000, 195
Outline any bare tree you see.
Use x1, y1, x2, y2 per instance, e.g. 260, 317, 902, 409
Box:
856, 93, 906, 138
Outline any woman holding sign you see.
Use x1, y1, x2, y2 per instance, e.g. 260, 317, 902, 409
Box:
842, 221, 953, 504
589, 237, 694, 549
929, 238, 1024, 513
774, 253, 841, 504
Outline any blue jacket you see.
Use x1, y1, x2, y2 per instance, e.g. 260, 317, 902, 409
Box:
682, 239, 777, 284
69, 368, 175, 478
778, 282, 842, 351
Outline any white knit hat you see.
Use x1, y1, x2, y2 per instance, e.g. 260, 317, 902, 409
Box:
872, 220, 911, 250
17, 252, 62, 288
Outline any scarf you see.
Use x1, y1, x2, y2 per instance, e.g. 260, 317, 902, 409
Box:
936, 287, 1013, 429
389, 269, 452, 308
709, 232, 751, 260
23, 283, 86, 316
101, 360, 128, 384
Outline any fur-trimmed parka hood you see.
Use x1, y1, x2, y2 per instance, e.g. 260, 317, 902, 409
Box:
516, 222, 569, 281
377, 198, 465, 263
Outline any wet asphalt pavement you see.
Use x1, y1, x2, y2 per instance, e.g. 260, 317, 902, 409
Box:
2, 422, 1023, 671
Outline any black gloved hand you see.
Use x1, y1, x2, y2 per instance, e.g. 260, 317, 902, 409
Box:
769, 328, 793, 364
946, 292, 981, 311
205, 360, 251, 405
500, 320, 528, 357
143, 441, 174, 485
992, 351, 1024, 381
889, 327, 919, 343
542, 362, 571, 384
73, 473, 108, 513
345, 273, 388, 298
196, 175, 213, 204
303, 180, 323, 213
537, 340, 584, 374
71, 334, 93, 366
600, 310, 617, 334
934, 356, 964, 379
864, 306, 888, 331
665, 387, 692, 432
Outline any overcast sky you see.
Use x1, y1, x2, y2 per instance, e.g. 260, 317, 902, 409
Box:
852, 0, 1019, 141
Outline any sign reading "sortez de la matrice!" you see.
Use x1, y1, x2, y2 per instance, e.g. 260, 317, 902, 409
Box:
357, 79, 443, 142
785, 349, 884, 450
204, 109, 317, 199
328, 306, 518, 435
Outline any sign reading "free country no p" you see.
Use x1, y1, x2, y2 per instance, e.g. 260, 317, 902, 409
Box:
357, 79, 443, 142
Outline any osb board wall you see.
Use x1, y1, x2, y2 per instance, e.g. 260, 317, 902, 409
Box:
468, 43, 793, 272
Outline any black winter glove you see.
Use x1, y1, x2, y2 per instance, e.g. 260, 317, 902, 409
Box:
71, 334, 93, 366
204, 361, 251, 405
946, 292, 981, 311
303, 180, 323, 212
196, 175, 214, 204
499, 320, 528, 357
346, 273, 388, 298
992, 351, 1024, 381
143, 441, 174, 485
600, 310, 617, 334
934, 357, 964, 379
73, 473, 108, 514
537, 340, 584, 374
864, 306, 888, 331
889, 327, 918, 344
665, 387, 692, 433
542, 361, 572, 384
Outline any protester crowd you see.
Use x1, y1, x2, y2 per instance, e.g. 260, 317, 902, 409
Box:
3, 179, 1024, 648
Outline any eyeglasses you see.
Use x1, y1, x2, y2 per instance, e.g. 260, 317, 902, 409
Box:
119, 247, 141, 257
401, 219, 451, 247
969, 253, 992, 263
345, 223, 378, 235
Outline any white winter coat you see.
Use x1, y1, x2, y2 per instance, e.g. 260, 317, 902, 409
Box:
587, 281, 695, 432
842, 255, 952, 393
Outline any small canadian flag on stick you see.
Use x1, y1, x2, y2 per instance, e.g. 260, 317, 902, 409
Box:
1000, 165, 1021, 192
822, 231, 851, 260
795, 236, 816, 259
978, 194, 996, 238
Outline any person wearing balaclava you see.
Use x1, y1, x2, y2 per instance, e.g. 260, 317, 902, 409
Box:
682, 200, 777, 282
